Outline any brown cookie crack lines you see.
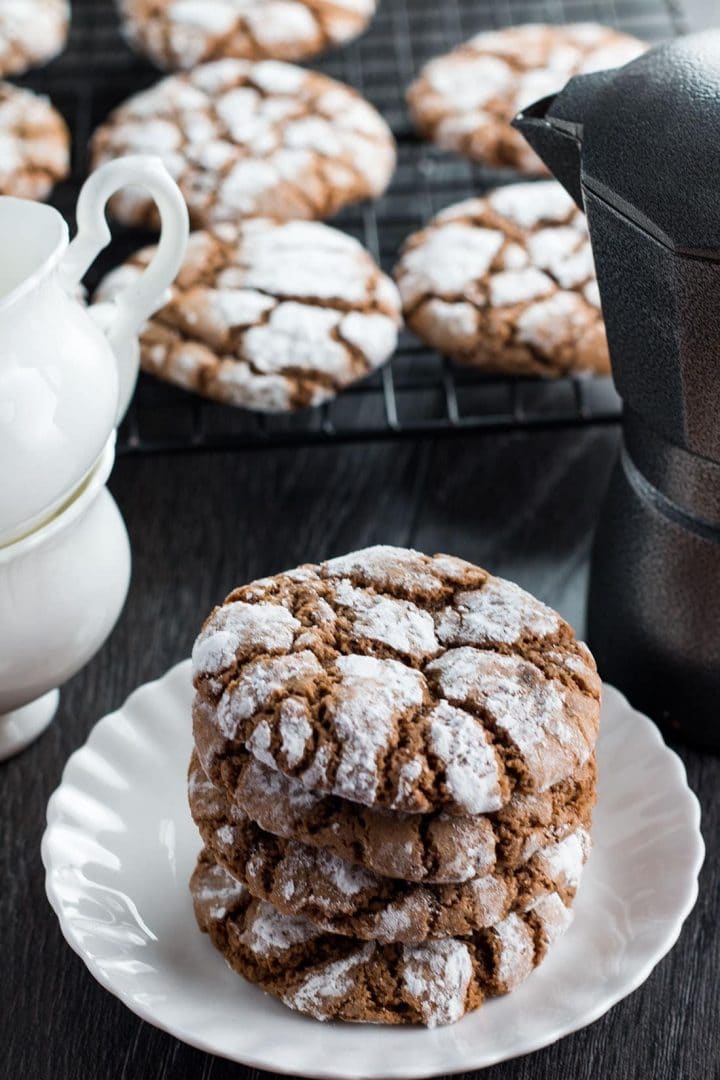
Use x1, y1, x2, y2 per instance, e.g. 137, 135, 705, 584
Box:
192, 546, 600, 816
90, 59, 396, 230
406, 24, 646, 175
191, 717, 596, 883
0, 0, 69, 78
119, 0, 377, 70
394, 182, 610, 377
95, 220, 401, 413
0, 82, 70, 200
191, 849, 577, 1026
189, 752, 592, 942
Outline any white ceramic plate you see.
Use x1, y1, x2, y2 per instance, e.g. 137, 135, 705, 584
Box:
43, 660, 704, 1078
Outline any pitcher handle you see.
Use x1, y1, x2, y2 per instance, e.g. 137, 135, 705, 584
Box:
59, 156, 189, 421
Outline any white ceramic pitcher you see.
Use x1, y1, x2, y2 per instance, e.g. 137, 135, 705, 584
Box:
0, 155, 189, 759
0, 433, 130, 759
0, 155, 189, 547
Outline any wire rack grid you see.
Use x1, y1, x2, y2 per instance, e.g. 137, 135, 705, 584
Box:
16, 0, 688, 455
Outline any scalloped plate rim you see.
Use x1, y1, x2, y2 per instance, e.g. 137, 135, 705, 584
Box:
41, 660, 705, 1079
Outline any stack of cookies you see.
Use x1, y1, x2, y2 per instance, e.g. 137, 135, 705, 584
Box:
188, 545, 600, 1027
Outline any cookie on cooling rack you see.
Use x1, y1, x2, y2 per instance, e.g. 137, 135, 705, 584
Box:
191, 849, 578, 1026
118, 0, 377, 69
407, 23, 645, 173
191, 544, 600, 813
0, 82, 70, 199
90, 59, 395, 229
0, 0, 69, 77
393, 181, 609, 376
95, 220, 401, 413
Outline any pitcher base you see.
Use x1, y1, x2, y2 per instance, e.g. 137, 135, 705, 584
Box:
0, 689, 59, 761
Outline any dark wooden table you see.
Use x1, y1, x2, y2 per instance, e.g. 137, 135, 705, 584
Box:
3, 426, 718, 1080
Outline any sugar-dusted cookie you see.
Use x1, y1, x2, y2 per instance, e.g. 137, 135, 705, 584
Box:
95, 220, 401, 412
190, 726, 597, 882
189, 753, 592, 942
90, 60, 395, 229
407, 23, 645, 173
0, 0, 69, 77
118, 0, 377, 70
0, 82, 70, 199
192, 545, 601, 814
191, 849, 577, 1025
394, 182, 609, 375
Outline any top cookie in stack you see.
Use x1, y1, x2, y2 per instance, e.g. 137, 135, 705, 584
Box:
188, 545, 600, 1026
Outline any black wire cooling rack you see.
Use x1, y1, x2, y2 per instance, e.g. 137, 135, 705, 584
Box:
17, 0, 688, 454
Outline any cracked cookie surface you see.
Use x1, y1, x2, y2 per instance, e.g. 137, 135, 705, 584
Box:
394, 182, 609, 376
0, 0, 69, 77
191, 849, 577, 1025
95, 220, 401, 412
189, 753, 592, 942
192, 545, 601, 815
407, 23, 645, 173
0, 82, 70, 199
118, 0, 377, 69
90, 59, 395, 229
191, 728, 596, 882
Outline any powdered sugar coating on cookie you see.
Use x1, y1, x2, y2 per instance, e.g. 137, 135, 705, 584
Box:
427, 648, 586, 794
91, 60, 395, 229
192, 856, 247, 920
0, 82, 70, 199
407, 23, 645, 173
527, 890, 574, 946
192, 600, 301, 678
402, 939, 473, 1027
491, 911, 535, 991
0, 0, 69, 77
193, 546, 600, 815
240, 899, 320, 954
119, 0, 377, 70
535, 826, 590, 889
283, 945, 374, 1018
333, 579, 440, 660
95, 219, 401, 413
329, 655, 426, 804
218, 651, 323, 738
394, 181, 609, 376
428, 702, 503, 814
437, 577, 560, 646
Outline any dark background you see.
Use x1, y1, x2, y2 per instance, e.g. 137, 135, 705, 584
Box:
3, 1, 719, 1078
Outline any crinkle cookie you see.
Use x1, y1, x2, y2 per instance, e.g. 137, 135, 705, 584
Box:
0, 0, 69, 77
191, 726, 597, 882
189, 755, 592, 943
407, 23, 645, 173
192, 545, 601, 815
118, 0, 377, 70
90, 59, 395, 229
192, 849, 577, 1026
394, 182, 609, 376
0, 82, 70, 200
95, 220, 401, 412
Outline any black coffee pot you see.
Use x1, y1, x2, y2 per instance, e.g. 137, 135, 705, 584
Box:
514, 32, 720, 750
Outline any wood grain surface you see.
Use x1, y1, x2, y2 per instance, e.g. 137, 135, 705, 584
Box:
2, 429, 717, 1080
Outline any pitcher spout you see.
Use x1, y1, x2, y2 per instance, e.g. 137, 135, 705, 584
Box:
513, 70, 616, 208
